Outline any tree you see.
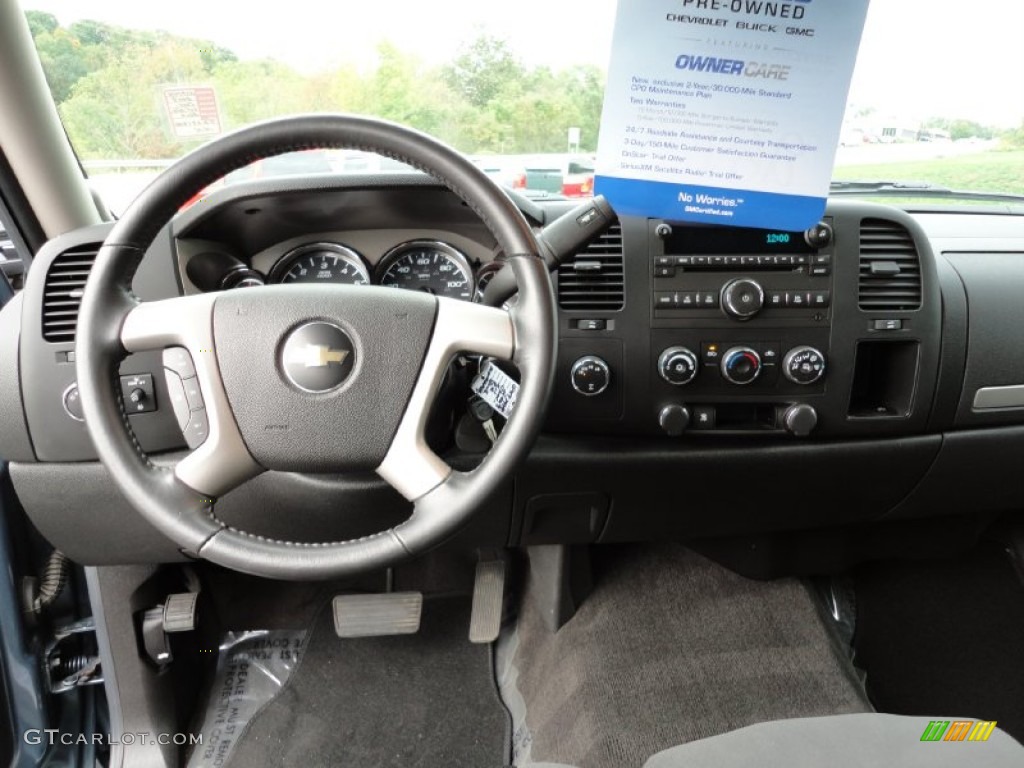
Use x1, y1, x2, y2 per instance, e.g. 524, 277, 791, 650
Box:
25, 10, 58, 37
443, 35, 524, 109
60, 41, 210, 158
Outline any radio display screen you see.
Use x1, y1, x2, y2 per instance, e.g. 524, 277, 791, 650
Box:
666, 224, 811, 255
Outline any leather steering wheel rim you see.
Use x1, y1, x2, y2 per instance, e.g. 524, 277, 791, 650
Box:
76, 114, 556, 580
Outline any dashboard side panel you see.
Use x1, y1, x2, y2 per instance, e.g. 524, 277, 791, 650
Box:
0, 294, 34, 461
947, 252, 1024, 428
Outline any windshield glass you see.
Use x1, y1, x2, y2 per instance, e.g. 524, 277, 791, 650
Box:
21, 0, 1024, 213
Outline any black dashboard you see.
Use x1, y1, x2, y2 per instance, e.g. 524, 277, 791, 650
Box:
3, 172, 1024, 567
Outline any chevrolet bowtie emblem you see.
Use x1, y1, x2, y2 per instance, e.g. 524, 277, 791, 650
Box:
285, 343, 351, 368
280, 322, 356, 393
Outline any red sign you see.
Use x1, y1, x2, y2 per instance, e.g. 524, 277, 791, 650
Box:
162, 86, 222, 140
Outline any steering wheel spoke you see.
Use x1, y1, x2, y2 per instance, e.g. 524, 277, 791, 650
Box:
121, 294, 263, 497
377, 298, 514, 501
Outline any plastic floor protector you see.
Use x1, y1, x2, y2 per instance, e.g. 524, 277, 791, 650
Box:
187, 630, 307, 768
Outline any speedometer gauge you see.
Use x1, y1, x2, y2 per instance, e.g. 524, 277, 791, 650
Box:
270, 243, 370, 285
376, 241, 474, 301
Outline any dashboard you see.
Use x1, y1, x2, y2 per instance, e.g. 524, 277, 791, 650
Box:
3, 172, 1024, 567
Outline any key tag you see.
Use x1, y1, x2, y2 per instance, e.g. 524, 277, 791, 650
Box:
470, 360, 520, 420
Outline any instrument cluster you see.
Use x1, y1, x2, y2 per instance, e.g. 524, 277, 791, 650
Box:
228, 239, 499, 302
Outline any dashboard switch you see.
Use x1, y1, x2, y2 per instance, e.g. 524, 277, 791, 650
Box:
691, 405, 716, 430
659, 405, 690, 436
570, 356, 610, 397
658, 346, 699, 386
119, 374, 156, 414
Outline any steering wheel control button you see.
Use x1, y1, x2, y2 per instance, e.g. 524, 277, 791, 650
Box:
571, 356, 610, 397
783, 404, 819, 436
280, 321, 356, 393
721, 347, 762, 386
163, 371, 191, 431
163, 347, 196, 379
658, 347, 699, 386
184, 409, 210, 449
119, 374, 156, 413
182, 377, 205, 411
721, 278, 765, 320
783, 346, 827, 385
62, 383, 85, 422
659, 404, 690, 436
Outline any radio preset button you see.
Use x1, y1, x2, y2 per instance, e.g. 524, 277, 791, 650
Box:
786, 291, 810, 308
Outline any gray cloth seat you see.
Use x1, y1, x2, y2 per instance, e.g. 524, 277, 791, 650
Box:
641, 713, 1024, 768
524, 714, 1024, 767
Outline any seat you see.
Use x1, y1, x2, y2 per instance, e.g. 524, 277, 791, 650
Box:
641, 713, 1024, 768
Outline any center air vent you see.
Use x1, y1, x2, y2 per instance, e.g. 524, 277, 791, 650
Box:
557, 223, 624, 311
42, 245, 100, 342
858, 219, 921, 311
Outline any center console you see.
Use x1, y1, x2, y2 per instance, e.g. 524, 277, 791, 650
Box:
547, 201, 943, 439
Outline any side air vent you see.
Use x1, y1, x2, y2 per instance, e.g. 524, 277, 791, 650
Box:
42, 245, 100, 342
858, 219, 921, 311
557, 223, 624, 311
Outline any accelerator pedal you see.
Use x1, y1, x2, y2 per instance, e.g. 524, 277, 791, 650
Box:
332, 592, 423, 638
469, 558, 506, 644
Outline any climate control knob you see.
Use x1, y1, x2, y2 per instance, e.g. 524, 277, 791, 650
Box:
720, 346, 761, 386
570, 356, 610, 396
658, 346, 699, 386
721, 278, 765, 320
783, 346, 826, 385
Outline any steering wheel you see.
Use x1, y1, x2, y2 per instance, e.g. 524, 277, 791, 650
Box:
76, 115, 556, 580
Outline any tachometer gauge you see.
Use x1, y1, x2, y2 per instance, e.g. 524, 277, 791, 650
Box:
376, 241, 474, 301
270, 243, 370, 285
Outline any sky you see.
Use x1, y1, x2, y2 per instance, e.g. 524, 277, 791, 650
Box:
22, 0, 1024, 128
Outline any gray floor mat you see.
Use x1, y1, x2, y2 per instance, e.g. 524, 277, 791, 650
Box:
225, 595, 509, 768
499, 545, 871, 768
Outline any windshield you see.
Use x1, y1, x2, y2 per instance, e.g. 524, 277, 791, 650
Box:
21, 0, 1024, 214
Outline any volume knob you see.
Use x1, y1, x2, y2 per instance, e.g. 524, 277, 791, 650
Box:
721, 278, 764, 320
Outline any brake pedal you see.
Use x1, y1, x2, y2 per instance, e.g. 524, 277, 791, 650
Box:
332, 592, 422, 638
469, 559, 506, 644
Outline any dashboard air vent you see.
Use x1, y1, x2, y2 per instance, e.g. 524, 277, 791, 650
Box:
858, 219, 921, 311
41, 245, 101, 342
557, 223, 624, 311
